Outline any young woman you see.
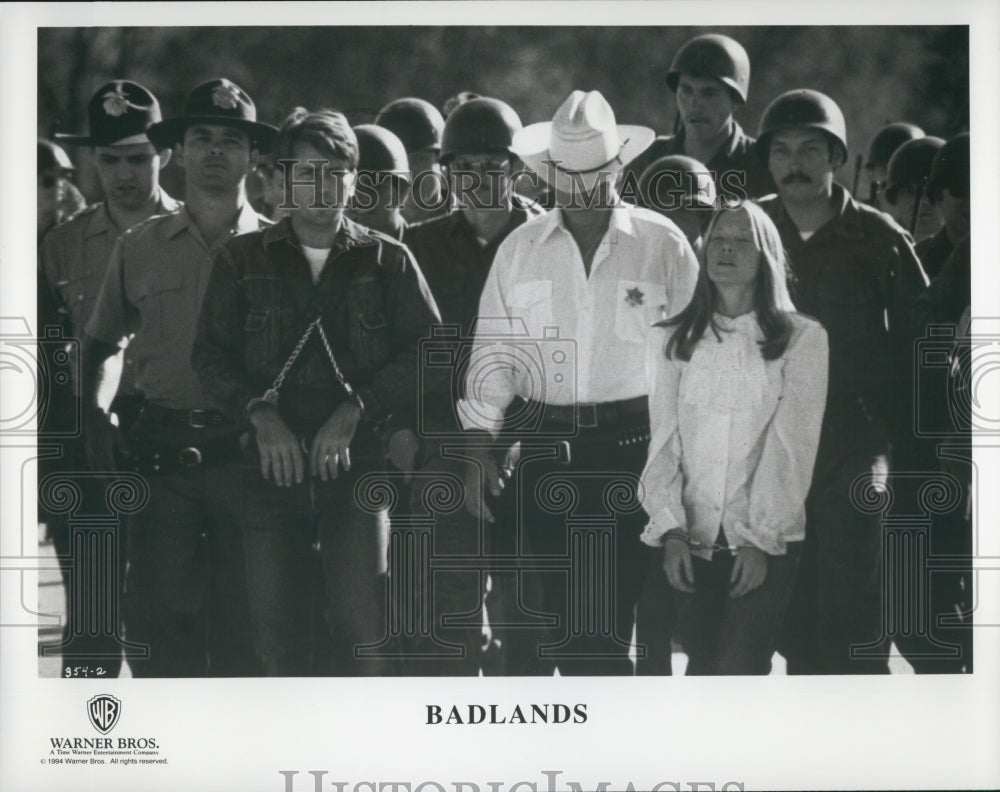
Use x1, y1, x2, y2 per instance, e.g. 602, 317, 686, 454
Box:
638, 201, 828, 675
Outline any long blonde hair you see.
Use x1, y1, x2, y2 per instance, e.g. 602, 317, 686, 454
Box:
662, 201, 796, 361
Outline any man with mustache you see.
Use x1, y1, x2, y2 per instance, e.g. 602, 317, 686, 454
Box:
756, 89, 928, 674
39, 81, 179, 677
619, 33, 774, 207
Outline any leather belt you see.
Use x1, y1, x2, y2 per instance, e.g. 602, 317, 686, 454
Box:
141, 403, 231, 428
126, 435, 242, 475
525, 395, 648, 430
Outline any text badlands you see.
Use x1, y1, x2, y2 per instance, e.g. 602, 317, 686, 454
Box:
426, 704, 587, 725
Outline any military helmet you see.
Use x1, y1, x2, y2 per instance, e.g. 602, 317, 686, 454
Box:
864, 122, 924, 170
374, 97, 444, 153
755, 89, 847, 163
666, 33, 751, 104
38, 140, 74, 174
926, 131, 970, 202
353, 124, 410, 183
638, 155, 717, 210
440, 97, 522, 164
883, 136, 945, 204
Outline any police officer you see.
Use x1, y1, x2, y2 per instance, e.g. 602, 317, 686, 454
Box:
38, 80, 179, 677
460, 90, 699, 675
861, 121, 924, 207
82, 78, 275, 677
881, 136, 945, 243
393, 96, 543, 675
620, 33, 774, 206
345, 123, 411, 241
755, 89, 928, 674
375, 97, 447, 224
915, 132, 970, 281
637, 154, 717, 253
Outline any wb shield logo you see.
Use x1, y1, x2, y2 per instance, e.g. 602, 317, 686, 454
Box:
87, 694, 121, 734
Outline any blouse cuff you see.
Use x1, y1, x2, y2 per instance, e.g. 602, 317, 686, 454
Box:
640, 509, 684, 547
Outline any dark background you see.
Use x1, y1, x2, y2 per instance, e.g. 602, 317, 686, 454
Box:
38, 25, 969, 202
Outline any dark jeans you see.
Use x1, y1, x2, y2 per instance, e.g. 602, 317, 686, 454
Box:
674, 544, 801, 675
497, 433, 649, 676
635, 546, 674, 675
781, 419, 891, 674
390, 454, 490, 676
240, 461, 390, 677
124, 461, 258, 677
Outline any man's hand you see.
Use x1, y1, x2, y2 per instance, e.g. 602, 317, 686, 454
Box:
83, 407, 127, 472
662, 532, 695, 593
461, 446, 502, 523
250, 404, 304, 487
310, 401, 362, 481
729, 544, 768, 598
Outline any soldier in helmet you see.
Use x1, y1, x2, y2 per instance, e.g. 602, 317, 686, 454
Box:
620, 33, 774, 207
915, 132, 970, 281
637, 154, 717, 253
37, 140, 80, 240
388, 96, 544, 675
862, 122, 924, 208
375, 97, 447, 225
755, 89, 928, 674
881, 136, 945, 243
346, 124, 410, 241
38, 81, 180, 677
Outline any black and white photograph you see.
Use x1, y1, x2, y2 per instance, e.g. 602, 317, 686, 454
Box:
2, 2, 999, 790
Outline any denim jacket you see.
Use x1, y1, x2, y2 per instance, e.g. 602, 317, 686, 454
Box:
192, 216, 440, 440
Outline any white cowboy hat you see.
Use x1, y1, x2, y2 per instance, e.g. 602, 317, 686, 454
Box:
513, 90, 654, 195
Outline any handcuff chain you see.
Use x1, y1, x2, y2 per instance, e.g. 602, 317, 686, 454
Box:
666, 532, 747, 554
263, 317, 362, 412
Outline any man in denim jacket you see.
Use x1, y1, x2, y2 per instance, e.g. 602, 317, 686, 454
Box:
192, 108, 439, 676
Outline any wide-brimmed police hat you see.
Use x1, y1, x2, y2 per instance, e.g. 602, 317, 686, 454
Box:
146, 78, 277, 153
56, 80, 162, 148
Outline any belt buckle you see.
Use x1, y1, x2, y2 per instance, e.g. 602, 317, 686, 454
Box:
178, 447, 203, 468
188, 410, 209, 429
576, 403, 598, 429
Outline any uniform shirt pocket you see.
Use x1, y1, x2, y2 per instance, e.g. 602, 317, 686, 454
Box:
507, 280, 553, 336
129, 267, 184, 344
614, 280, 663, 344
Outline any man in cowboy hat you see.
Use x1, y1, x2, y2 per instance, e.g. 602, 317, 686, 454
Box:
82, 78, 276, 677
458, 90, 699, 675
38, 80, 179, 677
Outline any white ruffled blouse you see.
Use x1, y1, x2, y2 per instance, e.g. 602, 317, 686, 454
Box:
639, 311, 829, 559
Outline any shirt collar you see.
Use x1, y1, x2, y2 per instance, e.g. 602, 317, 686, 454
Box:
539, 200, 636, 243
770, 183, 863, 241
264, 214, 376, 255
84, 187, 181, 240
165, 200, 264, 241
671, 121, 746, 162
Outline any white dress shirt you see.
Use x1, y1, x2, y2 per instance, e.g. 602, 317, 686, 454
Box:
458, 203, 699, 435
639, 311, 829, 559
